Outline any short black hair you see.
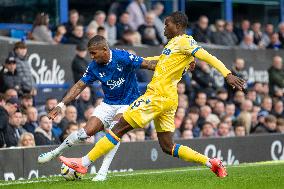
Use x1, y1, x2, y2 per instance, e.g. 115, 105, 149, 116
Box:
168, 11, 188, 29
87, 35, 107, 48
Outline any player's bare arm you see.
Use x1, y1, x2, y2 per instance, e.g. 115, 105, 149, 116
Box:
47, 80, 87, 120
141, 59, 158, 71
194, 48, 245, 90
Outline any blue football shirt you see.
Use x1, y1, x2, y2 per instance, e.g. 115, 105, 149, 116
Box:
81, 49, 143, 105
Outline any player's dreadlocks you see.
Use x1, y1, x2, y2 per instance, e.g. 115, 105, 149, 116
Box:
87, 35, 108, 48
169, 11, 189, 29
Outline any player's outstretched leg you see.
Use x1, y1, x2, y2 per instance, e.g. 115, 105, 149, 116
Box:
59, 118, 132, 174
157, 132, 227, 178
38, 117, 104, 164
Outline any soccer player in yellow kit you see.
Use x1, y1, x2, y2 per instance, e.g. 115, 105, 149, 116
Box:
60, 12, 245, 178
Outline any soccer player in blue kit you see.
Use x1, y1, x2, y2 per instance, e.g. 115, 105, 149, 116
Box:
38, 35, 159, 181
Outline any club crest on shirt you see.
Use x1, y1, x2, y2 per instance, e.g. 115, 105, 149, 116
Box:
107, 77, 125, 90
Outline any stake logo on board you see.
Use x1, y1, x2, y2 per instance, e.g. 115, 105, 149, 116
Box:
204, 144, 239, 165
28, 53, 65, 84
271, 140, 284, 160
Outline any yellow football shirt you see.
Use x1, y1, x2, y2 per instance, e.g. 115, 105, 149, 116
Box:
146, 34, 198, 100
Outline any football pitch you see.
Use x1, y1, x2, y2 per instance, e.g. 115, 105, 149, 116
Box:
1, 161, 284, 189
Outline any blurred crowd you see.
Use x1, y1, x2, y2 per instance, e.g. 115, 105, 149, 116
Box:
0, 0, 283, 149
18, 0, 284, 50
0, 39, 283, 149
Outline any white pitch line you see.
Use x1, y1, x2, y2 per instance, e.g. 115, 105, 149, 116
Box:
1, 161, 284, 186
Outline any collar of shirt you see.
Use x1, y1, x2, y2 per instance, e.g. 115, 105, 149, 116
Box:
105, 50, 113, 66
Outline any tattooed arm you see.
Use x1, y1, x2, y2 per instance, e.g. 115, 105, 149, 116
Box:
47, 80, 87, 120
141, 59, 158, 71
140, 56, 160, 71
61, 80, 87, 104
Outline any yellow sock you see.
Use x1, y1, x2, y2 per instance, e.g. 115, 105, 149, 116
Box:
87, 130, 120, 162
172, 144, 208, 165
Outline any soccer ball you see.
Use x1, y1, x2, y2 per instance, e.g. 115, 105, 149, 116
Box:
60, 163, 84, 181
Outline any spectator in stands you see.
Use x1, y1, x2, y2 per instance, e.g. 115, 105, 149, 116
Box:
83, 105, 95, 122
10, 42, 36, 95
252, 114, 277, 134
234, 19, 253, 43
0, 56, 22, 94
267, 33, 283, 50
23, 106, 38, 134
18, 132, 35, 147
0, 97, 18, 147
237, 111, 252, 134
88, 10, 106, 33
174, 107, 186, 138
116, 12, 132, 40
138, 12, 163, 46
127, 0, 147, 31
192, 61, 217, 93
213, 100, 225, 118
58, 105, 77, 131
217, 122, 232, 137
211, 19, 226, 45
234, 124, 246, 137
187, 107, 201, 134
38, 97, 58, 116
115, 30, 137, 46
240, 99, 253, 112
225, 102, 236, 120
86, 27, 97, 40
278, 22, 284, 45
272, 100, 284, 118
261, 23, 274, 48
135, 128, 145, 142
51, 111, 63, 139
181, 129, 193, 139
67, 24, 88, 45
223, 21, 238, 46
178, 94, 189, 109
252, 22, 263, 47
239, 34, 258, 50
105, 13, 117, 46
193, 92, 207, 109
233, 90, 245, 116
97, 26, 108, 39
198, 105, 212, 127
31, 13, 56, 44
152, 2, 166, 44
231, 58, 248, 81
64, 9, 80, 38
61, 122, 79, 141
20, 94, 33, 112
277, 118, 284, 133
5, 88, 18, 100
34, 115, 60, 146
73, 86, 93, 121
216, 88, 228, 102
261, 96, 273, 114
200, 122, 215, 138
4, 111, 25, 147
192, 15, 211, 43
268, 56, 284, 95
53, 25, 67, 44
246, 89, 258, 105
71, 43, 89, 83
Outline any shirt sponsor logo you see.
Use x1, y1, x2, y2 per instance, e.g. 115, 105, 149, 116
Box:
107, 77, 125, 89
162, 48, 171, 55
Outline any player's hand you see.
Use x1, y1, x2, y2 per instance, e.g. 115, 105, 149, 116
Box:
225, 73, 246, 91
47, 106, 61, 120
189, 60, 196, 72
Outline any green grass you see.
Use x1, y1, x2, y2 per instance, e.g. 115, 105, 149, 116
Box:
1, 161, 284, 189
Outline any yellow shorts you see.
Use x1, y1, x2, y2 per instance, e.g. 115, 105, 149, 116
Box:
123, 92, 177, 132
